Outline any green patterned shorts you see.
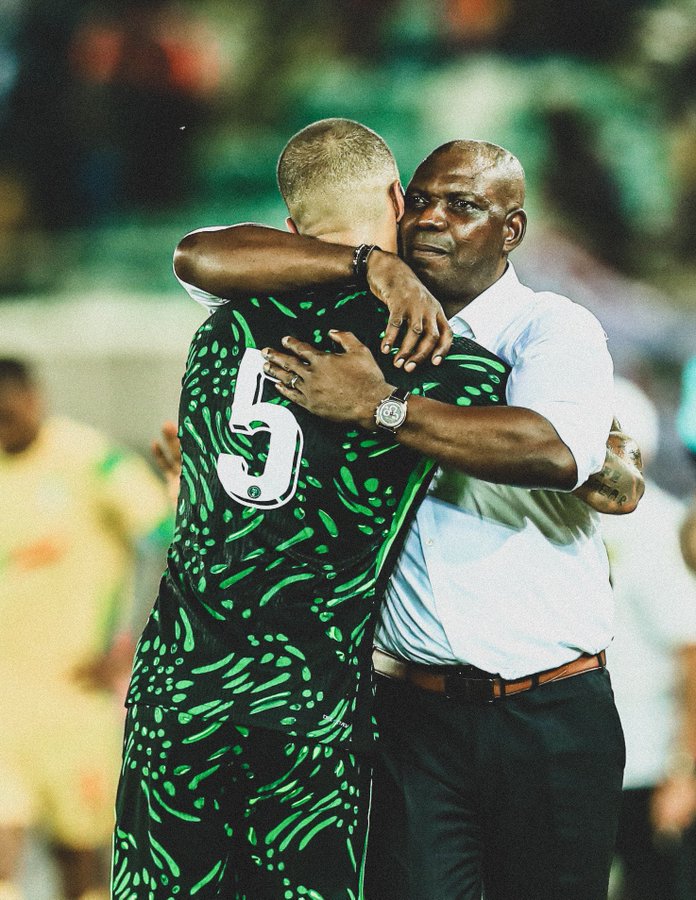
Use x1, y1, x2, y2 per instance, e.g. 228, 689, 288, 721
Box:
112, 705, 371, 899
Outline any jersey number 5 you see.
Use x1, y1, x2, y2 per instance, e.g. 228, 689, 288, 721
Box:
216, 348, 304, 509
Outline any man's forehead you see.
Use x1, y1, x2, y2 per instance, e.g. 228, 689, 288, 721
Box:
408, 159, 500, 194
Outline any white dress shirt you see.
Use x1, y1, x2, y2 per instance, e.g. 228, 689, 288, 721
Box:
603, 482, 696, 788
376, 264, 615, 679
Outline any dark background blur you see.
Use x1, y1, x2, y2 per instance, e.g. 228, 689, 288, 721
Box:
1, 0, 696, 493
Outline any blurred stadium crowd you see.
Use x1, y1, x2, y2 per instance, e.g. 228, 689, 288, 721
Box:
3, 0, 696, 897
1, 0, 696, 478
0, 0, 695, 278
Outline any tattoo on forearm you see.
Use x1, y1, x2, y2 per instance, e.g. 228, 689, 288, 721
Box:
585, 436, 643, 508
584, 468, 629, 506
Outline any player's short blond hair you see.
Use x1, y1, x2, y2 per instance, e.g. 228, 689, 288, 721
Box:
277, 118, 400, 232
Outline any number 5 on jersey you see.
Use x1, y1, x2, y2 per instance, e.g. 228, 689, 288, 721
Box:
217, 348, 304, 509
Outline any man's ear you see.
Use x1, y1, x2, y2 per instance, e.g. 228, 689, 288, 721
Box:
504, 208, 527, 253
286, 216, 299, 234
390, 180, 405, 223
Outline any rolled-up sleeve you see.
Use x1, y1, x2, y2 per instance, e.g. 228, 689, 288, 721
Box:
506, 300, 614, 488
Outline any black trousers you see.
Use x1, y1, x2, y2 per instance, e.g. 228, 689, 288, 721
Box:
614, 787, 696, 900
365, 668, 625, 900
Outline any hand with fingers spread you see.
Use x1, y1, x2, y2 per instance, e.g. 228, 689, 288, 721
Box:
366, 249, 453, 370
262, 331, 393, 429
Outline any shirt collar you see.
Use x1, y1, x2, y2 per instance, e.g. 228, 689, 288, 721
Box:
449, 262, 527, 344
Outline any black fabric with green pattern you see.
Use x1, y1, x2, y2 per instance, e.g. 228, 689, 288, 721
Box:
113, 705, 371, 899
127, 286, 509, 749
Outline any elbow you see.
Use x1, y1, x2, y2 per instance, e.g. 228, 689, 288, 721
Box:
173, 232, 202, 285
173, 224, 257, 293
543, 443, 579, 491
517, 411, 578, 490
553, 460, 579, 492
514, 452, 576, 491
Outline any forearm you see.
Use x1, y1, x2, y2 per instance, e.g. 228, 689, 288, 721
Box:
265, 334, 578, 489
173, 224, 354, 296
390, 396, 578, 489
175, 229, 453, 365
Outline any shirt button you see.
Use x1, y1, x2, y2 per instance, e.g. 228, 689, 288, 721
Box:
426, 538, 434, 546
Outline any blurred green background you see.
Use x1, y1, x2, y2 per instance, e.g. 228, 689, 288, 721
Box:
1, 0, 696, 490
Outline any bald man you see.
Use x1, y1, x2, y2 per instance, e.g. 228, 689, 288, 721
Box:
362, 141, 624, 900
180, 139, 628, 900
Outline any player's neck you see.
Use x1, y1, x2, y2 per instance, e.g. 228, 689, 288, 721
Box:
316, 226, 397, 254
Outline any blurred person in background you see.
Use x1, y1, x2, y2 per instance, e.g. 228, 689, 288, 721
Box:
0, 0, 219, 233
604, 376, 696, 900
541, 105, 632, 271
68, 0, 220, 216
0, 358, 172, 900
677, 356, 696, 576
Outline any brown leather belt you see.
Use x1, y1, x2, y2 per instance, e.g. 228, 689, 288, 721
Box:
373, 647, 607, 703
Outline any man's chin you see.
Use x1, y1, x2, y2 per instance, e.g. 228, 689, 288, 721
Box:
406, 256, 445, 290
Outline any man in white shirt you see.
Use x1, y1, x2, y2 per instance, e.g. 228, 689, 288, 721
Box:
252, 141, 624, 900
174, 138, 636, 899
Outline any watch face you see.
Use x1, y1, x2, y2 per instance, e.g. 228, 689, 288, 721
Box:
378, 399, 406, 429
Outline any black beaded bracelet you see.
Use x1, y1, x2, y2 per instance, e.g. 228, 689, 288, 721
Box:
352, 243, 379, 284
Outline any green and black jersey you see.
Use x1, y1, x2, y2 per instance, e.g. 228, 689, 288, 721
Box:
127, 286, 510, 748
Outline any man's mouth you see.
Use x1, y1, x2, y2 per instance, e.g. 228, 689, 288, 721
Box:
409, 243, 449, 256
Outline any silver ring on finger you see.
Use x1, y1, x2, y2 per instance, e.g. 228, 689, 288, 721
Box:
289, 373, 300, 389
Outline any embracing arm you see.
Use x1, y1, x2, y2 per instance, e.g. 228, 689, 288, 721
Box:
377, 403, 643, 510
174, 225, 354, 296
263, 331, 645, 504
173, 225, 452, 367
152, 420, 182, 510
383, 395, 577, 489
264, 331, 577, 490
681, 497, 696, 574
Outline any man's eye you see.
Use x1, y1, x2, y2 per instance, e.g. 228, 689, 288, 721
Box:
406, 194, 427, 208
452, 199, 475, 211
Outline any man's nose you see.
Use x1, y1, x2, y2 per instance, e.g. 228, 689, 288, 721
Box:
415, 201, 447, 229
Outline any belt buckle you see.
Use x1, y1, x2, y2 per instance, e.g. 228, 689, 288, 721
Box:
444, 670, 497, 703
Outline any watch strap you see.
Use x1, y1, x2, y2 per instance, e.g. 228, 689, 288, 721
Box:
389, 386, 410, 404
